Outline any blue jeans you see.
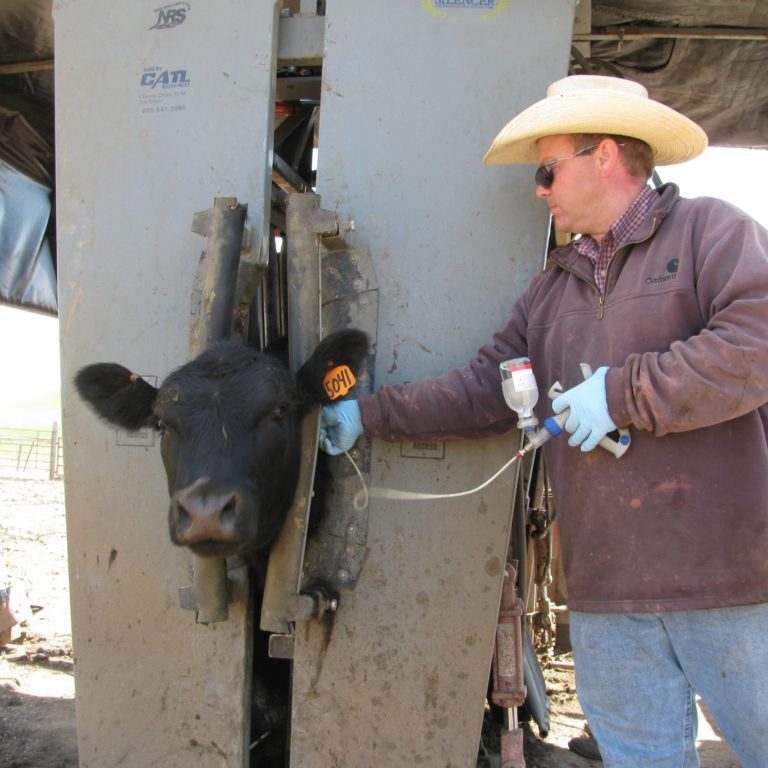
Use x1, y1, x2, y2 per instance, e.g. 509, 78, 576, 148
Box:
570, 604, 768, 767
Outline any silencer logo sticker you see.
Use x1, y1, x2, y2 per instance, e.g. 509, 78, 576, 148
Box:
422, 0, 507, 18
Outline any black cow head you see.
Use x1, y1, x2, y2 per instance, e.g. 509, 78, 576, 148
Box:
74, 330, 368, 560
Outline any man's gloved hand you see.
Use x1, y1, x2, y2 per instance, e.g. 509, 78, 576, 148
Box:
551, 367, 617, 452
319, 399, 363, 456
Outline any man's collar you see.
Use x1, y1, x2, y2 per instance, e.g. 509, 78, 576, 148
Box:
574, 185, 656, 255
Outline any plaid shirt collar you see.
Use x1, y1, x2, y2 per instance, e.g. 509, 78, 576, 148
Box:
573, 185, 657, 293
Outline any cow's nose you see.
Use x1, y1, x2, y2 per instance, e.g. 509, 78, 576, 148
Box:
170, 484, 242, 545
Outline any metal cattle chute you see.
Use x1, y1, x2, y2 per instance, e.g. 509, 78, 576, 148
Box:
55, 2, 573, 766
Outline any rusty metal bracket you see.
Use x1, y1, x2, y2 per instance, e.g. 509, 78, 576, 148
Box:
301, 241, 379, 592
260, 193, 339, 638
260, 193, 379, 651
180, 196, 248, 624
189, 197, 248, 353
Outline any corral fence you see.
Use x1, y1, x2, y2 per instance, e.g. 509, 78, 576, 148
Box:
0, 423, 64, 479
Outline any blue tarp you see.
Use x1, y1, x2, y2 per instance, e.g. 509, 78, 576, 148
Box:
0, 159, 57, 315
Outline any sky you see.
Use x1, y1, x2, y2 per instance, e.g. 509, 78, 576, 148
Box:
657, 146, 768, 227
1, 146, 767, 428
0, 305, 61, 427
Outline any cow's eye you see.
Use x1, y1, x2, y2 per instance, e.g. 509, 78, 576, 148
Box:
272, 404, 288, 420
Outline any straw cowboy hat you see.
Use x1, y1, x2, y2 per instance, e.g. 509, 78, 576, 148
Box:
483, 74, 708, 167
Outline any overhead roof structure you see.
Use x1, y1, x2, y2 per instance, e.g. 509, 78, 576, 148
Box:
574, 1, 768, 149
0, 0, 53, 187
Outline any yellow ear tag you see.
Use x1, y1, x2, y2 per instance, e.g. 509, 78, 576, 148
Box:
323, 365, 356, 400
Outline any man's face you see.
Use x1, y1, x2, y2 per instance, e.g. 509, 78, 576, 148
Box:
535, 134, 602, 235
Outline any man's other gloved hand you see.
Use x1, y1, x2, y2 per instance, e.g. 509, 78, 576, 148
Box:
551, 367, 617, 452
319, 399, 363, 456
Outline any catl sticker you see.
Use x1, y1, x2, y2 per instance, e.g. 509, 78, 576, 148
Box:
324, 365, 356, 400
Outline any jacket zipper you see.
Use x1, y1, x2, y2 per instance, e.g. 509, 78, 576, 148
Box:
551, 215, 661, 319
596, 214, 660, 319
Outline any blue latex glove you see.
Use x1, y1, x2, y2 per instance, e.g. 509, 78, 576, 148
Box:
551, 367, 617, 452
319, 399, 363, 456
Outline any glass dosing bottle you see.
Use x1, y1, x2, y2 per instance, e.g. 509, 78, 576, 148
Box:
500, 357, 539, 433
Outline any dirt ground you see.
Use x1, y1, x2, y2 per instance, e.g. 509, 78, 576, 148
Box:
0, 475, 77, 768
0, 475, 743, 768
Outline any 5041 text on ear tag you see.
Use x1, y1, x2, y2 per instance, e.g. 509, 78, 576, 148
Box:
324, 365, 356, 400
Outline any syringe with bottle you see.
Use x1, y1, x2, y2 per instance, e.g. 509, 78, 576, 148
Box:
346, 357, 630, 510
500, 357, 630, 458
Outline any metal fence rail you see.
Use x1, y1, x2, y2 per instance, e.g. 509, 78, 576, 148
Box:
0, 423, 64, 479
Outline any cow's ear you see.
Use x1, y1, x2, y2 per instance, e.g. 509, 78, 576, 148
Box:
74, 363, 159, 431
297, 330, 369, 404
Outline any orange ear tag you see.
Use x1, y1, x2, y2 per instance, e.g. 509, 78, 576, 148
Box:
323, 365, 356, 400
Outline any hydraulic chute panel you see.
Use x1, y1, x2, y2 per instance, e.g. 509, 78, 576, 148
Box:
289, 2, 573, 766
54, 2, 278, 765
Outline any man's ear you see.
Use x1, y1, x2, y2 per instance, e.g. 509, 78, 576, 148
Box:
596, 137, 623, 176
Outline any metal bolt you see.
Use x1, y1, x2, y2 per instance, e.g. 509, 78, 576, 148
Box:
337, 569, 350, 583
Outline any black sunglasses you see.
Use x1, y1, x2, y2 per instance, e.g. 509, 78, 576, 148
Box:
534, 143, 600, 189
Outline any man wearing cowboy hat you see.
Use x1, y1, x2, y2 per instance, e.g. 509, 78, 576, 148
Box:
320, 75, 768, 767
